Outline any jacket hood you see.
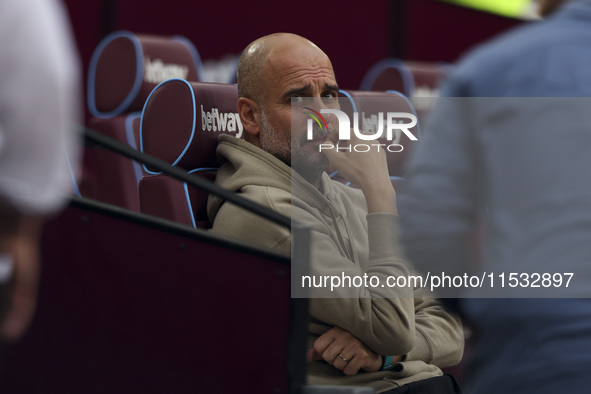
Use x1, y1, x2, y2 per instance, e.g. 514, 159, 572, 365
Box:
207, 134, 331, 223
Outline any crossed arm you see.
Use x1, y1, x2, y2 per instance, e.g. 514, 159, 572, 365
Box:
307, 133, 463, 375
307, 326, 402, 375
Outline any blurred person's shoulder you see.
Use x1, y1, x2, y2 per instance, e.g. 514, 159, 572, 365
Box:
464, 11, 588, 68
446, 2, 591, 96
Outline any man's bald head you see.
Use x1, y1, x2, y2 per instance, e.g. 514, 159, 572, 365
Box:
236, 33, 328, 104
235, 33, 338, 184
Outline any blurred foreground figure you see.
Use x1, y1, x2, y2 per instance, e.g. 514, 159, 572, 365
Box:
400, 1, 591, 393
0, 0, 80, 344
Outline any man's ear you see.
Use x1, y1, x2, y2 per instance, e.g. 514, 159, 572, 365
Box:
238, 97, 261, 140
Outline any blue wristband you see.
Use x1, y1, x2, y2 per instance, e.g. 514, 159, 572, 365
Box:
381, 355, 395, 371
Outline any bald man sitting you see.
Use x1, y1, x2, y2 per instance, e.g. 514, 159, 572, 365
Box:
207, 33, 464, 394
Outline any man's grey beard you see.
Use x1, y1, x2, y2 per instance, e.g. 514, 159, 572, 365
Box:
259, 108, 291, 165
259, 107, 328, 184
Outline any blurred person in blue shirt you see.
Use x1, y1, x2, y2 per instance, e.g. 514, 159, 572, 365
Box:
400, 1, 591, 393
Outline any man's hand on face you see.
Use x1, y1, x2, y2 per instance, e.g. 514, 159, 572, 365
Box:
307, 326, 401, 375
323, 131, 397, 214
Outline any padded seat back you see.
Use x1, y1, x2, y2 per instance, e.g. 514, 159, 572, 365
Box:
360, 58, 449, 98
80, 113, 142, 210
139, 170, 217, 229
139, 81, 242, 227
338, 90, 420, 181
141, 80, 242, 171
80, 31, 203, 212
88, 31, 203, 118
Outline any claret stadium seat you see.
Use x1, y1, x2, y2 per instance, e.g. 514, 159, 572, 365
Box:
139, 80, 242, 228
359, 59, 452, 122
80, 31, 204, 211
360, 58, 450, 98
337, 89, 420, 193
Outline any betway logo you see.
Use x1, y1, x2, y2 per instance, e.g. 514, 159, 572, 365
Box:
144, 56, 189, 84
413, 85, 440, 98
412, 85, 440, 112
201, 106, 243, 138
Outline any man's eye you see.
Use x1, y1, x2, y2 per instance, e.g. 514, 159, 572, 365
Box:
322, 92, 338, 104
291, 96, 304, 104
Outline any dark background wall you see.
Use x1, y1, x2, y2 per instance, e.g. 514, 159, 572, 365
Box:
61, 0, 523, 93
